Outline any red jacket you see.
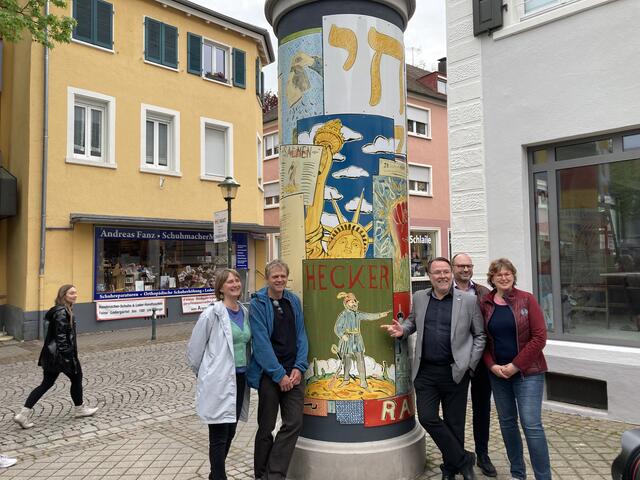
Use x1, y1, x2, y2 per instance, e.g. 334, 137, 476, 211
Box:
479, 287, 548, 376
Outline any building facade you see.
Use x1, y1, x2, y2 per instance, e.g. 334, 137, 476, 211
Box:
447, 0, 640, 422
0, 0, 274, 340
263, 63, 450, 293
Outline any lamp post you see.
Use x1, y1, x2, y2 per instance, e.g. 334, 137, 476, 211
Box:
218, 176, 240, 268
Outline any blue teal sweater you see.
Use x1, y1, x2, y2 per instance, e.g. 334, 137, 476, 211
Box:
246, 287, 309, 389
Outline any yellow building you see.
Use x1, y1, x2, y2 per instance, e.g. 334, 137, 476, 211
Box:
0, 0, 274, 340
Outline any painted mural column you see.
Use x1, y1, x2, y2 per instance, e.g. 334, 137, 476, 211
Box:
265, 1, 424, 479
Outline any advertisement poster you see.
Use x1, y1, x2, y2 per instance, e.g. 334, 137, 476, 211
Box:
181, 294, 216, 314
96, 298, 166, 321
303, 258, 395, 401
322, 14, 406, 155
297, 113, 395, 260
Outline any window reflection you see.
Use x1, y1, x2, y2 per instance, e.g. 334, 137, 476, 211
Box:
534, 173, 553, 331
557, 159, 640, 337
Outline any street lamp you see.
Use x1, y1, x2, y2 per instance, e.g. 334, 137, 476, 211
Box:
218, 176, 240, 268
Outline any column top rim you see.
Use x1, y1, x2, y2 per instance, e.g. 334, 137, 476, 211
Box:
264, 0, 416, 33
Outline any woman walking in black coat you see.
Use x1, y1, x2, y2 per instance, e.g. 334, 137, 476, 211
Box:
13, 284, 98, 428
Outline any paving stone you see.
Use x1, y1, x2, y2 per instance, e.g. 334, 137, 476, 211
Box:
1, 324, 637, 479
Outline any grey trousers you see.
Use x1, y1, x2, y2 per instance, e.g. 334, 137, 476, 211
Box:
254, 375, 304, 480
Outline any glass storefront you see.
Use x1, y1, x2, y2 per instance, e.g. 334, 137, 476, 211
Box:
94, 226, 248, 300
410, 230, 438, 279
530, 133, 640, 345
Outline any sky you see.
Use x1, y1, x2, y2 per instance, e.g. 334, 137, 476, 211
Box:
191, 0, 446, 93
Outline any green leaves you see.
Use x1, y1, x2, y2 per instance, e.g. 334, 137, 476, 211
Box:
0, 0, 76, 48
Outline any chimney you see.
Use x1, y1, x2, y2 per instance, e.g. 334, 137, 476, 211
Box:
437, 57, 447, 75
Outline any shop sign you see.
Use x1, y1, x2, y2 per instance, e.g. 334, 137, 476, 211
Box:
96, 227, 214, 241
363, 392, 414, 427
181, 294, 216, 314
214, 210, 228, 243
96, 298, 166, 321
409, 233, 432, 244
233, 233, 248, 269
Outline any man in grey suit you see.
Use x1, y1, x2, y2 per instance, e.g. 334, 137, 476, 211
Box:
382, 257, 486, 480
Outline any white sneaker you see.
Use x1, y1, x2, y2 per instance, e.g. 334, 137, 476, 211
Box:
74, 404, 98, 418
0, 455, 17, 468
13, 407, 34, 429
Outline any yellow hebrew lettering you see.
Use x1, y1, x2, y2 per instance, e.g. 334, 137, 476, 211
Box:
367, 27, 405, 114
394, 125, 405, 153
328, 24, 358, 71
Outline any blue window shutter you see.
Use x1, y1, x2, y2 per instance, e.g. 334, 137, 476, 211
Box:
73, 0, 93, 42
187, 33, 202, 75
255, 57, 260, 96
232, 48, 246, 88
145, 18, 162, 63
163, 24, 178, 68
95, 1, 113, 49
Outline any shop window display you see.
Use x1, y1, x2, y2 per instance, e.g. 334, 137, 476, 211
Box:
410, 230, 437, 278
94, 227, 239, 300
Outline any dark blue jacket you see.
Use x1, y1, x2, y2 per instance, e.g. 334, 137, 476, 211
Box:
247, 287, 308, 389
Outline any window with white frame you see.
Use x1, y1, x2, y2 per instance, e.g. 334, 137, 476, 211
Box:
524, 0, 560, 14
437, 78, 447, 94
264, 182, 280, 207
257, 135, 263, 188
201, 117, 233, 180
67, 87, 115, 167
203, 40, 230, 83
264, 132, 279, 158
141, 104, 180, 174
408, 164, 432, 195
407, 105, 430, 138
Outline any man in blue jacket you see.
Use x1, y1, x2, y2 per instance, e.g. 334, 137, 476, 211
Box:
248, 260, 308, 480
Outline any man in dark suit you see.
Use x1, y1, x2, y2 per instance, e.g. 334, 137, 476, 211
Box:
452, 253, 497, 477
382, 257, 486, 480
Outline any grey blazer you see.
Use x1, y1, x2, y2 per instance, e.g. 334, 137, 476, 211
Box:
402, 288, 486, 384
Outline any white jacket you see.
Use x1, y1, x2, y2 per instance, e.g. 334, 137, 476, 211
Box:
186, 301, 250, 424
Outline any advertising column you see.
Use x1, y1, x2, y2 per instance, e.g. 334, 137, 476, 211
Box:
265, 1, 424, 479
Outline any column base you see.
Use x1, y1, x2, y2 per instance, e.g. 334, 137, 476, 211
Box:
287, 424, 426, 480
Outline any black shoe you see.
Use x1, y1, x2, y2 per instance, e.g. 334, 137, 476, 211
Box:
477, 453, 497, 477
439, 463, 456, 480
460, 461, 477, 480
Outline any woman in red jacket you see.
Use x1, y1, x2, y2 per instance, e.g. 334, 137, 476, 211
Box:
479, 259, 551, 480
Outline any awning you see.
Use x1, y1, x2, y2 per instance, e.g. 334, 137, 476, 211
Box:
70, 213, 280, 234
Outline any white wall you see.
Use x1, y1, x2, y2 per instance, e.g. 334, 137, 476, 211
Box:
447, 0, 640, 423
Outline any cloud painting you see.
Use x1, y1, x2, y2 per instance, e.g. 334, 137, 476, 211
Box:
345, 196, 373, 214
362, 135, 395, 154
324, 186, 343, 200
332, 166, 369, 179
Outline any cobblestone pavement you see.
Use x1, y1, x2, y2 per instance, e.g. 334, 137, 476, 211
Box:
0, 323, 636, 479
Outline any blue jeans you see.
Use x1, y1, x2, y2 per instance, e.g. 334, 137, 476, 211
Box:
489, 373, 551, 480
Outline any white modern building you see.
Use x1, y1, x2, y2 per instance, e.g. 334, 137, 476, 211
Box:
446, 0, 640, 423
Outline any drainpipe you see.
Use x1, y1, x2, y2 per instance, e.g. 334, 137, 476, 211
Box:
38, 1, 50, 339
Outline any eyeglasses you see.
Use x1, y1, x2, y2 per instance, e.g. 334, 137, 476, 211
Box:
272, 299, 284, 315
494, 272, 513, 279
429, 269, 452, 276
454, 264, 474, 269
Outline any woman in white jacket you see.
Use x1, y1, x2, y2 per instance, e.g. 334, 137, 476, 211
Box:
186, 269, 251, 480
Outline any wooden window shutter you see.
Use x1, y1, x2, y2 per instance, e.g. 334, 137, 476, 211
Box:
473, 0, 503, 36
232, 48, 246, 88
95, 0, 113, 49
163, 24, 178, 68
145, 18, 162, 63
260, 71, 265, 98
73, 0, 93, 42
187, 33, 202, 75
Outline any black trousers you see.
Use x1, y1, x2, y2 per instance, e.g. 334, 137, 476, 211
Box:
208, 373, 246, 480
414, 362, 470, 475
254, 375, 304, 480
470, 360, 492, 456
25, 367, 83, 409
